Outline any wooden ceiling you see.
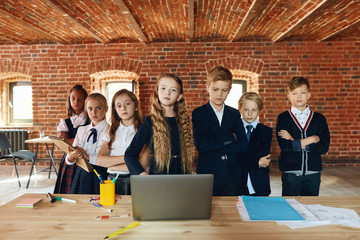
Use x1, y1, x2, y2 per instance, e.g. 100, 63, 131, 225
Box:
0, 0, 359, 45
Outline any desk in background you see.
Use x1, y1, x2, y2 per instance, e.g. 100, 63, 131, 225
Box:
0, 194, 359, 240
25, 137, 58, 188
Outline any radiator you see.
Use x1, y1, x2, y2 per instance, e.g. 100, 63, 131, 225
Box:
0, 129, 29, 155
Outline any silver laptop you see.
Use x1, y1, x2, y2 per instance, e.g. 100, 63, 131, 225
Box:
130, 174, 214, 221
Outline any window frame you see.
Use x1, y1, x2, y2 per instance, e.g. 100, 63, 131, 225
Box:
8, 81, 33, 124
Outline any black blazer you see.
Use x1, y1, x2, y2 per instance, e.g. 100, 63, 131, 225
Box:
192, 102, 247, 188
239, 123, 272, 196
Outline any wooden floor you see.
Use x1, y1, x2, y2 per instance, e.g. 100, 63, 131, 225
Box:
0, 164, 360, 206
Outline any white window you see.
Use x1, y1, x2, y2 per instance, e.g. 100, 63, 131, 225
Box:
9, 82, 33, 123
105, 81, 134, 120
225, 80, 247, 109
106, 81, 134, 106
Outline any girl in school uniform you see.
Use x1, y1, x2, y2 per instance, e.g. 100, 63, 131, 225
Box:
54, 84, 90, 194
125, 73, 194, 175
238, 92, 273, 196
97, 89, 149, 195
66, 93, 109, 194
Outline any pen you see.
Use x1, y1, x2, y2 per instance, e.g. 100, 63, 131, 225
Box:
112, 173, 120, 184
46, 193, 56, 203
54, 197, 77, 203
93, 169, 104, 184
93, 203, 113, 212
104, 221, 140, 239
96, 213, 131, 220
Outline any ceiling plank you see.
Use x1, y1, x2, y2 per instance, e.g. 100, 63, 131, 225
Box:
45, 0, 104, 43
0, 8, 66, 44
113, 0, 148, 43
231, 0, 262, 42
188, 0, 194, 42
272, 0, 328, 42
319, 19, 360, 42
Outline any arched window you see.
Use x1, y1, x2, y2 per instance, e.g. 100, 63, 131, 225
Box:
225, 79, 247, 109
0, 74, 33, 126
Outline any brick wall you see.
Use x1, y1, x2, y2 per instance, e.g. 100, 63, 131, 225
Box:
0, 39, 359, 162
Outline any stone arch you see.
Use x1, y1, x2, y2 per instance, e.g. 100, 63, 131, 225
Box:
0, 60, 34, 125
87, 57, 142, 93
204, 56, 264, 92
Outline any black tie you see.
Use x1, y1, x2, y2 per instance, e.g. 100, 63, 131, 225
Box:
87, 128, 97, 144
246, 125, 253, 142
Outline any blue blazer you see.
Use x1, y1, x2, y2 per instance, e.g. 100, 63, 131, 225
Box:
192, 102, 248, 188
239, 123, 272, 196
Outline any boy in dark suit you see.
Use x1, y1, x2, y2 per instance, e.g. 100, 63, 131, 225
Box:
192, 66, 247, 196
276, 77, 330, 196
238, 92, 272, 196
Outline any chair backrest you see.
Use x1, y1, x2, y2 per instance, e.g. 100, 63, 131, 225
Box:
0, 133, 11, 152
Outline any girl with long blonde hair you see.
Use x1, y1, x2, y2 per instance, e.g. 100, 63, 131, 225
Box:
125, 73, 194, 174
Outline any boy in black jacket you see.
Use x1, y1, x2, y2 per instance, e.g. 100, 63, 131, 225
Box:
276, 77, 330, 196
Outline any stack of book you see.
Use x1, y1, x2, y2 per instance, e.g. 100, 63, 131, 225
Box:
16, 198, 42, 208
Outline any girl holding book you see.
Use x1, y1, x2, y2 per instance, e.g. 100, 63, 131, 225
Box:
66, 93, 109, 194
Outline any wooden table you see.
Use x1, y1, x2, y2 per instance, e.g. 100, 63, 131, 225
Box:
0, 194, 359, 240
25, 137, 58, 188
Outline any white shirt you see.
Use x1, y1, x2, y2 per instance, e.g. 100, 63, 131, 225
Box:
209, 101, 224, 126
57, 112, 88, 132
65, 119, 108, 166
291, 106, 311, 128
102, 122, 136, 174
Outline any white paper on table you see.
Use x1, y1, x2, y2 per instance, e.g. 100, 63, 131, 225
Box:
277, 202, 360, 229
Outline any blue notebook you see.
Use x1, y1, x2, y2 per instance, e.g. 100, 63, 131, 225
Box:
242, 196, 304, 221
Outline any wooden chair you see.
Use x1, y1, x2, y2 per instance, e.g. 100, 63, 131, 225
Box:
0, 132, 35, 188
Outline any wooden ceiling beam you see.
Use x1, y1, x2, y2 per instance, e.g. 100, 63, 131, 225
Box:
113, 0, 148, 43
231, 0, 262, 42
45, 0, 104, 43
188, 0, 194, 42
319, 19, 360, 42
0, 8, 66, 44
272, 0, 327, 42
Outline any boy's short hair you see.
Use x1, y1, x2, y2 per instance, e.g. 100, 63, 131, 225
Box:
207, 66, 233, 86
288, 77, 310, 91
238, 92, 263, 111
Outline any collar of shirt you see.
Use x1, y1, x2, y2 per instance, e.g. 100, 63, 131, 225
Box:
242, 119, 258, 133
90, 119, 108, 133
209, 101, 224, 125
291, 105, 311, 128
71, 112, 87, 128
118, 121, 135, 132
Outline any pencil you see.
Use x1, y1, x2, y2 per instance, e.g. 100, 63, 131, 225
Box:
93, 169, 104, 184
112, 173, 120, 184
104, 221, 140, 239
95, 214, 131, 220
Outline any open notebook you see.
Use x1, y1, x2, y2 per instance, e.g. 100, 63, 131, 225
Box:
130, 174, 214, 221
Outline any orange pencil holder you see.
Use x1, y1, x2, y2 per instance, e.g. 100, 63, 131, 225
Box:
100, 180, 115, 206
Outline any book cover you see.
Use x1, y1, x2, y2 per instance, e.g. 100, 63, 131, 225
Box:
48, 135, 93, 172
239, 196, 305, 221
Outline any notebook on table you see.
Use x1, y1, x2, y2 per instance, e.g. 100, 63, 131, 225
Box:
130, 174, 214, 221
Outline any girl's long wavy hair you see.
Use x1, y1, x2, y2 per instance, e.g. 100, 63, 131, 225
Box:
151, 73, 194, 174
108, 89, 143, 149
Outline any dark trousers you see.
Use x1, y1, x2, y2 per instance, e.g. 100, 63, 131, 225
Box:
281, 172, 321, 196
108, 173, 131, 195
213, 165, 241, 196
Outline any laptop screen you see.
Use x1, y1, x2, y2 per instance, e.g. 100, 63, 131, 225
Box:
130, 174, 214, 221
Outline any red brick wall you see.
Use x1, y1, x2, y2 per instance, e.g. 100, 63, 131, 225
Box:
1, 39, 359, 162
